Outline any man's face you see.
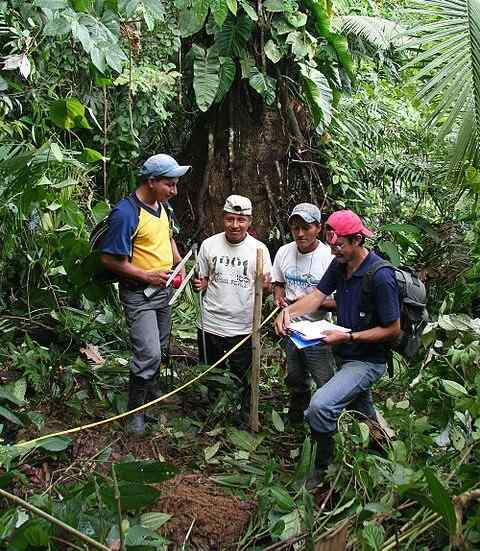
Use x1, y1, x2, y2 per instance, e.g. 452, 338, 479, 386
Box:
150, 177, 178, 203
326, 229, 361, 263
289, 217, 320, 253
223, 212, 251, 243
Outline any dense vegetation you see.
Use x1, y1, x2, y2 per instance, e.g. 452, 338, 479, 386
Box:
0, 0, 479, 549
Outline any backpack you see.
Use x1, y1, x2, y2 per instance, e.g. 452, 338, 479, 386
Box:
361, 259, 428, 363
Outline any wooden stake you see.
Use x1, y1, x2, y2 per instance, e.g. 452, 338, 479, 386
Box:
250, 248, 263, 432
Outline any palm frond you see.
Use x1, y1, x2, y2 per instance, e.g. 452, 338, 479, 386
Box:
405, 0, 480, 186
333, 15, 404, 51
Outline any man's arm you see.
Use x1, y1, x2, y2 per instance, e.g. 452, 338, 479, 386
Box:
322, 319, 401, 346
274, 289, 327, 336
273, 283, 288, 308
100, 254, 169, 287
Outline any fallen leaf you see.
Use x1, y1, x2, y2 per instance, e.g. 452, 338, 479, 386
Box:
80, 343, 105, 365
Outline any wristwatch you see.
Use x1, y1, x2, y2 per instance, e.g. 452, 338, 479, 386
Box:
348, 331, 354, 342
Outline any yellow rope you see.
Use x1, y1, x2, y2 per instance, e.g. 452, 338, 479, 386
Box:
14, 307, 279, 450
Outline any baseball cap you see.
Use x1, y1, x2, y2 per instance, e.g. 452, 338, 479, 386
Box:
288, 203, 321, 224
139, 154, 191, 179
223, 195, 252, 216
325, 210, 373, 244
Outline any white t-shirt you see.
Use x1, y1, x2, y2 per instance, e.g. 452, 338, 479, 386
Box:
196, 233, 273, 337
272, 240, 334, 321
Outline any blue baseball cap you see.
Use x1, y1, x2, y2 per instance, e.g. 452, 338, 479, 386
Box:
139, 154, 191, 179
288, 203, 322, 224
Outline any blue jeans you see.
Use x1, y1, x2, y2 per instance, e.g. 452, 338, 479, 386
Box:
305, 360, 386, 433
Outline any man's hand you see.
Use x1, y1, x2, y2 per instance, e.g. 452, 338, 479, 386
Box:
193, 276, 208, 292
262, 272, 272, 290
274, 308, 291, 336
146, 271, 170, 287
321, 330, 351, 346
274, 295, 289, 309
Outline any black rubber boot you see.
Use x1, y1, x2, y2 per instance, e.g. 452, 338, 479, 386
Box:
288, 392, 310, 425
127, 374, 147, 436
304, 429, 335, 491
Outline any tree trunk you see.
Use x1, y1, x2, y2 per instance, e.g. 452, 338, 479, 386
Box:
176, 81, 330, 243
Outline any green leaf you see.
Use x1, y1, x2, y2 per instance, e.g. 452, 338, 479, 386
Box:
211, 0, 228, 26
441, 379, 468, 397
124, 525, 168, 546
286, 12, 307, 28
239, 0, 257, 21
80, 147, 103, 163
215, 56, 236, 102
227, 427, 264, 452
264, 0, 288, 12
49, 98, 91, 129
192, 45, 220, 111
299, 63, 332, 132
140, 512, 172, 530
215, 14, 253, 56
49, 142, 64, 162
377, 240, 401, 266
286, 30, 317, 61
204, 442, 221, 461
0, 387, 24, 406
226, 0, 237, 15
211, 473, 253, 488
90, 47, 106, 73
0, 406, 23, 426
114, 460, 178, 483
37, 436, 71, 451
264, 39, 283, 63
272, 409, 285, 432
248, 66, 276, 105
424, 469, 457, 534
271, 485, 295, 512
362, 521, 385, 550
101, 482, 161, 510
178, 0, 209, 37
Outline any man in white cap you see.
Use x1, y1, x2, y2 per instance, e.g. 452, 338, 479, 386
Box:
272, 203, 336, 424
193, 195, 272, 419
100, 153, 191, 436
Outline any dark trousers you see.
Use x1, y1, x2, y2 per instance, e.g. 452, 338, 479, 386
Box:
197, 330, 252, 387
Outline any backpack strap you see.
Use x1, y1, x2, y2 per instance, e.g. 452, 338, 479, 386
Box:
361, 259, 394, 328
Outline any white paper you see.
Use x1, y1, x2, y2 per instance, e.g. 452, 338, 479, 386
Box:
288, 319, 350, 341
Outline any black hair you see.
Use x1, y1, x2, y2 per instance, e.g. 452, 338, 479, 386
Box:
345, 233, 366, 246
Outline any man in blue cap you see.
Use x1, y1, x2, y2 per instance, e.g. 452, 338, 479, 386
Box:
100, 154, 191, 436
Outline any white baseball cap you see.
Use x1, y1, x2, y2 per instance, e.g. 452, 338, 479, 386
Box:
223, 195, 252, 216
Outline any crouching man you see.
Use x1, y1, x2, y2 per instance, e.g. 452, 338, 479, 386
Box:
275, 210, 400, 489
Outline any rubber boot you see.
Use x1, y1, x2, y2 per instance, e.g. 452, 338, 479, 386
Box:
288, 392, 310, 425
304, 429, 335, 491
127, 374, 147, 436
145, 376, 182, 406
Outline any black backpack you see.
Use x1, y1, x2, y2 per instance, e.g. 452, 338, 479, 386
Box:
361, 260, 428, 362
88, 195, 139, 284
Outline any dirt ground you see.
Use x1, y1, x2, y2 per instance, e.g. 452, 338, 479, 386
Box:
153, 474, 255, 550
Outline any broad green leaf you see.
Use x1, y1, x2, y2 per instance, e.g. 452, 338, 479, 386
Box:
211, 0, 228, 26
49, 98, 91, 130
271, 485, 295, 512
299, 63, 332, 132
227, 427, 264, 452
294, 436, 314, 484
215, 14, 253, 56
0, 387, 24, 406
140, 512, 172, 530
101, 482, 161, 510
226, 0, 237, 15
424, 469, 457, 534
90, 47, 106, 73
248, 66, 276, 105
91, 201, 111, 223
71, 21, 92, 52
0, 406, 23, 426
204, 442, 221, 461
37, 436, 71, 452
441, 379, 468, 397
286, 30, 317, 61
381, 223, 422, 235
215, 56, 236, 102
80, 147, 103, 163
277, 509, 302, 540
239, 0, 258, 21
178, 0, 209, 37
272, 409, 285, 432
272, 15, 296, 35
211, 473, 253, 488
124, 524, 168, 546
114, 460, 178, 483
286, 12, 307, 28
264, 0, 289, 12
239, 51, 255, 78
264, 39, 283, 63
192, 45, 220, 112
362, 521, 385, 550
12, 379, 27, 402
50, 142, 64, 161
377, 240, 401, 266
